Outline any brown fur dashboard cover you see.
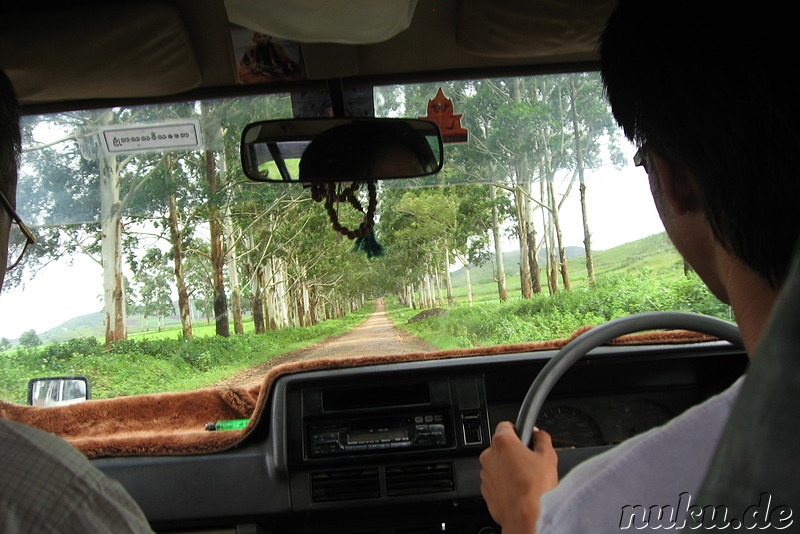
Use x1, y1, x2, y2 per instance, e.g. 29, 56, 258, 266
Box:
0, 328, 716, 459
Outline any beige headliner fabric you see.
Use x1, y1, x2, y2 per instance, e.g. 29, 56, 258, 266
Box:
0, 328, 718, 459
0, 3, 202, 104
225, 0, 418, 45
456, 0, 616, 58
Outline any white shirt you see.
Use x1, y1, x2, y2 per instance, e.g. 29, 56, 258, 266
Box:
537, 377, 744, 533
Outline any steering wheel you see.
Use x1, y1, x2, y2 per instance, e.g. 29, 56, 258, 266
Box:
515, 311, 744, 448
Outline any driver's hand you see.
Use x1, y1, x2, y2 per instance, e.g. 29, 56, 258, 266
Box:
479, 422, 558, 534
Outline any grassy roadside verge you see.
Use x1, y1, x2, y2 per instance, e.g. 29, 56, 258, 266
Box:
0, 301, 375, 404
386, 273, 731, 350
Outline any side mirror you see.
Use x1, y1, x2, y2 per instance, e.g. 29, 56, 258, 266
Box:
27, 376, 91, 407
240, 118, 444, 183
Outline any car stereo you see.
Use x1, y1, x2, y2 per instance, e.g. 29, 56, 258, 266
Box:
308, 413, 448, 457
290, 374, 489, 465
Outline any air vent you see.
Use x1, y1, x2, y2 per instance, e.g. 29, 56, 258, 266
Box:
311, 468, 380, 503
385, 462, 455, 497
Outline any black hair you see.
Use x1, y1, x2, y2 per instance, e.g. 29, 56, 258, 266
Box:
0, 68, 20, 200
599, 0, 800, 288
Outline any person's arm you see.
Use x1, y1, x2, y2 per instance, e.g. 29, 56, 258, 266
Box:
479, 422, 558, 534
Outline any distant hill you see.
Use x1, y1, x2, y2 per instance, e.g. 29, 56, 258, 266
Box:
40, 311, 105, 343
40, 310, 185, 344
451, 244, 585, 286
450, 232, 681, 287
588, 232, 682, 278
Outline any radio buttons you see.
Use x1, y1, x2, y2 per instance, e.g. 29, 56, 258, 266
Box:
307, 414, 449, 457
416, 423, 446, 446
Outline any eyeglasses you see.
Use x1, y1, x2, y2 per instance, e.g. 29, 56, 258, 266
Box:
0, 188, 35, 270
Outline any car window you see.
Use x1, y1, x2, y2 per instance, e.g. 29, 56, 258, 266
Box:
0, 73, 730, 404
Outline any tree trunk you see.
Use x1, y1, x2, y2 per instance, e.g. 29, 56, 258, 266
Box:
444, 249, 455, 307
524, 181, 542, 294
99, 112, 126, 344
547, 228, 559, 294
266, 257, 287, 328
167, 191, 192, 338
579, 179, 595, 286
320, 297, 330, 321
308, 285, 318, 325
303, 290, 311, 326
548, 177, 571, 291
293, 293, 302, 327
541, 181, 557, 294
250, 265, 266, 334
205, 149, 230, 337
101, 214, 126, 343
246, 231, 266, 334
465, 265, 473, 306
224, 218, 244, 335
515, 185, 533, 299
213, 139, 243, 335
569, 77, 596, 287
274, 257, 290, 327
511, 80, 535, 299
434, 268, 444, 308
262, 262, 277, 330
428, 271, 437, 308
490, 184, 509, 301
454, 252, 473, 307
539, 179, 556, 294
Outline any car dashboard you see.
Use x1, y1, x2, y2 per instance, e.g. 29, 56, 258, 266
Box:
93, 342, 747, 534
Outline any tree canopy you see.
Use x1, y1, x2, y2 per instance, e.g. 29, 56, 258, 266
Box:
13, 73, 626, 342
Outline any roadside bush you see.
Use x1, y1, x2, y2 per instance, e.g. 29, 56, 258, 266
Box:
389, 272, 731, 349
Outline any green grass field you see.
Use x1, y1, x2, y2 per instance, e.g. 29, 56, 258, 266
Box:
0, 302, 375, 403
388, 233, 730, 350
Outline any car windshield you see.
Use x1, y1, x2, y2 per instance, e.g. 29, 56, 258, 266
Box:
0, 73, 730, 403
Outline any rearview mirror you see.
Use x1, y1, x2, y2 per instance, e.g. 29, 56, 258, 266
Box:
28, 376, 91, 407
240, 118, 443, 183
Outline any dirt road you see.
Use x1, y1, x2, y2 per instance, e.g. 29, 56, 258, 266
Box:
213, 299, 437, 388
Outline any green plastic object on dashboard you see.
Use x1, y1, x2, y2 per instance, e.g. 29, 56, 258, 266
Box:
205, 419, 250, 431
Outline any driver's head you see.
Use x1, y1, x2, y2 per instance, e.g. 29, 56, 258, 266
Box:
0, 68, 21, 291
252, 33, 272, 44
370, 142, 425, 178
299, 121, 437, 182
599, 0, 800, 289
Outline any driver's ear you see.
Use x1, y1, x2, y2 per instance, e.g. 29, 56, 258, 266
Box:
650, 152, 702, 216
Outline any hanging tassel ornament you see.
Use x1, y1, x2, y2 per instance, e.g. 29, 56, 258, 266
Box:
310, 180, 385, 258
352, 222, 385, 258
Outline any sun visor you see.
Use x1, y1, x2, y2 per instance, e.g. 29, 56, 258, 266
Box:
0, 3, 202, 105
456, 0, 615, 59
224, 0, 418, 44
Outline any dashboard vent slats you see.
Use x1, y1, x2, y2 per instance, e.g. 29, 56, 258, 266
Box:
386, 462, 454, 496
311, 468, 380, 502
310, 463, 454, 503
